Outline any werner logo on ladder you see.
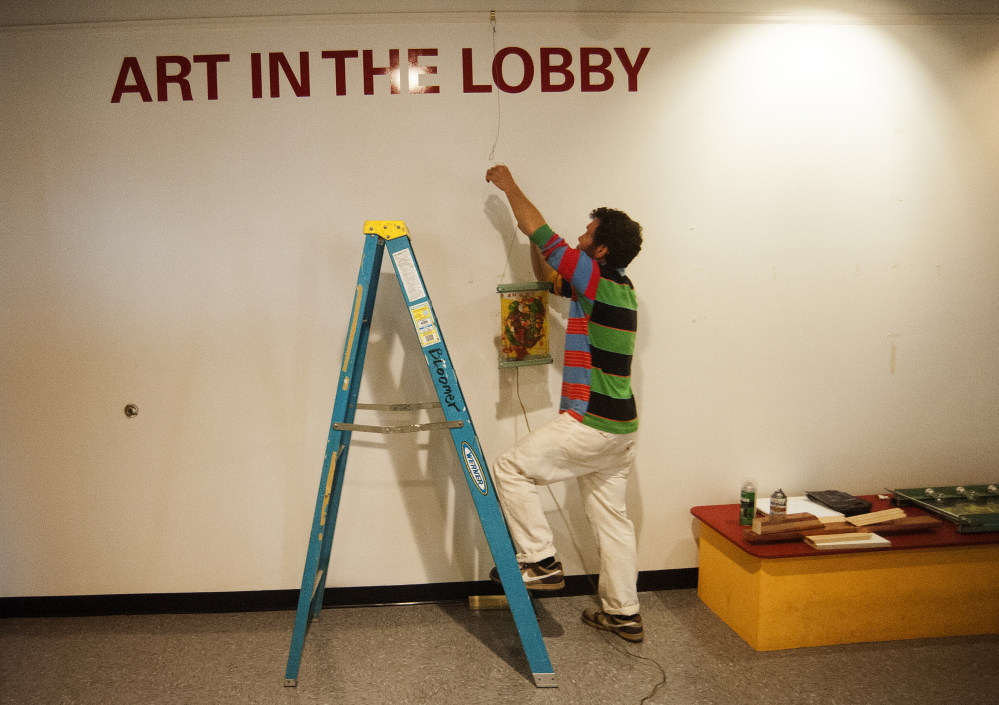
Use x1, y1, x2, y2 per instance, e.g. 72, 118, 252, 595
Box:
284, 221, 557, 688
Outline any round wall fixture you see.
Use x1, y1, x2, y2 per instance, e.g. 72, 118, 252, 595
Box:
124, 404, 139, 418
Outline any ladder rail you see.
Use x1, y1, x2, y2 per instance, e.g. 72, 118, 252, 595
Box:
383, 235, 555, 684
285, 233, 385, 684
308, 236, 387, 617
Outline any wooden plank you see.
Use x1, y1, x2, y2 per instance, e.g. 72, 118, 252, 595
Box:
859, 516, 942, 534
752, 513, 824, 534
847, 508, 906, 526
744, 525, 858, 544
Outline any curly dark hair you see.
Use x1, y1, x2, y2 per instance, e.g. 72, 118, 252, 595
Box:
589, 207, 643, 268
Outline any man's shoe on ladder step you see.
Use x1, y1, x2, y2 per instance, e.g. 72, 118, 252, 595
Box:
490, 556, 565, 591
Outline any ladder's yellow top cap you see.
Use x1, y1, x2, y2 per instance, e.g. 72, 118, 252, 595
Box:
364, 220, 409, 239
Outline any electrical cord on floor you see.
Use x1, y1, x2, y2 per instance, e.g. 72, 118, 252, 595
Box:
514, 367, 668, 705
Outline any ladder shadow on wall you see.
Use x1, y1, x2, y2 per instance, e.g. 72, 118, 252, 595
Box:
345, 270, 492, 583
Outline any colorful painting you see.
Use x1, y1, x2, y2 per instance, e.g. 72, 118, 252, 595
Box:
498, 285, 552, 367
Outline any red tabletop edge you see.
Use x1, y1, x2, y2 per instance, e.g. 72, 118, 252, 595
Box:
690, 495, 999, 559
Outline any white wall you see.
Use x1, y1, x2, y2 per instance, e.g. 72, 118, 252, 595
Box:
2, 4, 998, 597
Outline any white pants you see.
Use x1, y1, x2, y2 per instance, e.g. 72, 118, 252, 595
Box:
491, 413, 640, 616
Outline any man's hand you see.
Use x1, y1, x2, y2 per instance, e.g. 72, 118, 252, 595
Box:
485, 164, 546, 236
485, 164, 516, 192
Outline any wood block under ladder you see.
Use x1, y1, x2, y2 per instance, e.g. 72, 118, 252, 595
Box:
468, 595, 510, 610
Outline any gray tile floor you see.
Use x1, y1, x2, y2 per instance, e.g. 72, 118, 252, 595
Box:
1, 589, 996, 705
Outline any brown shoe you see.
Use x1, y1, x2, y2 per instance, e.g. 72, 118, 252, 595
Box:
489, 560, 565, 591
582, 608, 644, 642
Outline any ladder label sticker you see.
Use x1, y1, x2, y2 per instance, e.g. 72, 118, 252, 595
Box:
392, 248, 427, 302
409, 303, 441, 347
461, 442, 489, 495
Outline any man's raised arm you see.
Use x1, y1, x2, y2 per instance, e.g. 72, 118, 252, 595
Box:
485, 165, 546, 236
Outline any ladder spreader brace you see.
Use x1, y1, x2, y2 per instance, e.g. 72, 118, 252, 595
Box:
283, 221, 557, 689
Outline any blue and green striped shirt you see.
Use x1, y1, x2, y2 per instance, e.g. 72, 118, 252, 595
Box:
530, 224, 638, 434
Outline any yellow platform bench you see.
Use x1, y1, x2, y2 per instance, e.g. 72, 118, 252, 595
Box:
690, 497, 999, 650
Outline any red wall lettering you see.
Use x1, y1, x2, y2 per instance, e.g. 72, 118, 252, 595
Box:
321, 50, 359, 95
462, 48, 491, 93
111, 57, 152, 103
112, 47, 651, 103
614, 47, 650, 92
252, 53, 310, 98
461, 46, 650, 94
251, 53, 263, 98
580, 48, 613, 92
363, 49, 401, 95
540, 48, 574, 93
193, 55, 230, 100
408, 49, 439, 94
157, 56, 193, 101
270, 52, 310, 98
112, 55, 231, 103
492, 47, 534, 94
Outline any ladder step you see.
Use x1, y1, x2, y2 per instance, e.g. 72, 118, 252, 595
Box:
354, 402, 442, 411
333, 421, 463, 434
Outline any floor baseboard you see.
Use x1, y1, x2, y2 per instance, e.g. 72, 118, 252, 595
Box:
0, 568, 697, 619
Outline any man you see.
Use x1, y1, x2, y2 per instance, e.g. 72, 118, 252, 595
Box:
484, 164, 644, 643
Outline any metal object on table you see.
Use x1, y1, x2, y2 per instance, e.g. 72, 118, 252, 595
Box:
892, 485, 999, 533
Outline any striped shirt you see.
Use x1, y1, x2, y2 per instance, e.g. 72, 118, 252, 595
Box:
529, 224, 638, 434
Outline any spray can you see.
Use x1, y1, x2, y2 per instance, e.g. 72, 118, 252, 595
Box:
770, 488, 787, 517
739, 480, 757, 526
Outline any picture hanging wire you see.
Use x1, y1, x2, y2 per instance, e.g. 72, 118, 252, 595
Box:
488, 10, 502, 161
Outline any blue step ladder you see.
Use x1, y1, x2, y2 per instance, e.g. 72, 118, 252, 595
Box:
284, 221, 557, 688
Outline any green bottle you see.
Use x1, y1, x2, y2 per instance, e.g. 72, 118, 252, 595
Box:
739, 480, 757, 525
